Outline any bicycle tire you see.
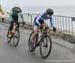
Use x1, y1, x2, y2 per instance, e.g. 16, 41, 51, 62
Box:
28, 31, 36, 52
40, 35, 52, 59
12, 28, 20, 47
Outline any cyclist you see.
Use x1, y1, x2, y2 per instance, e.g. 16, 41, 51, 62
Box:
8, 5, 25, 38
31, 8, 56, 47
0, 5, 5, 21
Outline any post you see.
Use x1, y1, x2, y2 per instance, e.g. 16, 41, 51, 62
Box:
31, 14, 32, 26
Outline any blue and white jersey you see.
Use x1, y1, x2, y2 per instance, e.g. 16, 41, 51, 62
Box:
34, 12, 54, 27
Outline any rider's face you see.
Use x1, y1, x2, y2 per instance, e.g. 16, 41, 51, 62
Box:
47, 14, 50, 18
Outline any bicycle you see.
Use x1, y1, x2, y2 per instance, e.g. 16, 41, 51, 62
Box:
7, 22, 20, 47
28, 26, 52, 59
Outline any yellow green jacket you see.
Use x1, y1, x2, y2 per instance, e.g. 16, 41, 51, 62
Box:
0, 8, 3, 12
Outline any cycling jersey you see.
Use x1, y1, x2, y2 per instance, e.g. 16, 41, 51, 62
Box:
34, 12, 54, 27
9, 7, 22, 21
8, 7, 24, 32
12, 7, 22, 16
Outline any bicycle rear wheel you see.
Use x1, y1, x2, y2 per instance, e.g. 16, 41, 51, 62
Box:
40, 35, 52, 59
28, 31, 37, 52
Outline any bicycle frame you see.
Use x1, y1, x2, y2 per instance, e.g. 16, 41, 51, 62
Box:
35, 28, 48, 48
28, 26, 52, 59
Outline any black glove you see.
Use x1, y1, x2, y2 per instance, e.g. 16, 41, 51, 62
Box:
22, 21, 25, 26
53, 27, 56, 32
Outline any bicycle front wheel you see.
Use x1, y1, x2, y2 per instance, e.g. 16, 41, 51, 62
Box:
7, 29, 11, 43
40, 35, 52, 59
12, 28, 20, 47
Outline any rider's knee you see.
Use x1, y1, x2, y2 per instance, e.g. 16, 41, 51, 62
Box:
34, 29, 38, 35
34, 31, 38, 35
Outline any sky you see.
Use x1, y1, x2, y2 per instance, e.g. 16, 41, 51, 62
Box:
0, 0, 75, 15
0, 0, 75, 7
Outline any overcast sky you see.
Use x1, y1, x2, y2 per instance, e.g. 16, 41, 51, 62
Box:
0, 0, 75, 7
0, 0, 75, 16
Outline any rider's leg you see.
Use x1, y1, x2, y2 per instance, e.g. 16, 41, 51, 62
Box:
31, 26, 39, 44
12, 21, 19, 35
8, 21, 13, 37
12, 22, 16, 35
12, 15, 18, 35
42, 22, 48, 47
42, 22, 48, 29
31, 16, 39, 44
16, 21, 19, 29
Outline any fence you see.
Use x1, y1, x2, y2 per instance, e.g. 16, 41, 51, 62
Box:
4, 12, 75, 37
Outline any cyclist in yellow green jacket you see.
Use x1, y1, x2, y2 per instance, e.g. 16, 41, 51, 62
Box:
0, 5, 5, 21
8, 5, 25, 38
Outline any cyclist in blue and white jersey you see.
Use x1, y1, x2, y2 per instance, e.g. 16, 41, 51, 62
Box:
31, 8, 56, 46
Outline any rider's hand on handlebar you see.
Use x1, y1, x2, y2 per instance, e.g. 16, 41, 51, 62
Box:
53, 27, 56, 32
22, 21, 25, 26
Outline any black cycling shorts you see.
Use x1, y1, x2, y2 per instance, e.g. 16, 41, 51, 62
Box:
12, 14, 18, 21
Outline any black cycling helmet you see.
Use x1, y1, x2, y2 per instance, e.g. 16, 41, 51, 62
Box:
46, 8, 54, 16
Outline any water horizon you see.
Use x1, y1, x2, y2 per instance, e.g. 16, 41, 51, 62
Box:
3, 6, 75, 17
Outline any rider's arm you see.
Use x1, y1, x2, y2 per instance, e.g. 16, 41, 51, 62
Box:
20, 13, 24, 21
50, 17, 54, 27
9, 12, 13, 21
36, 12, 44, 25
50, 17, 56, 32
19, 13, 25, 25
